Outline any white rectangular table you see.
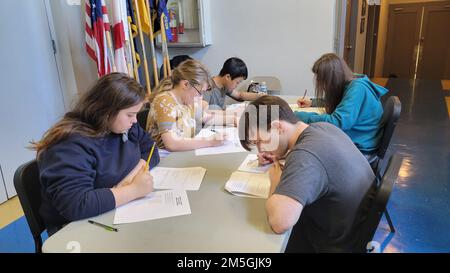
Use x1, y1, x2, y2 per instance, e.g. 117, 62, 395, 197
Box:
42, 151, 290, 253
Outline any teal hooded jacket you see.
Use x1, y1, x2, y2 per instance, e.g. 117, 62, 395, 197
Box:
295, 75, 388, 153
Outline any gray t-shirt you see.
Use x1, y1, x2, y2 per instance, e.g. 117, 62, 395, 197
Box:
202, 81, 232, 110
275, 122, 375, 251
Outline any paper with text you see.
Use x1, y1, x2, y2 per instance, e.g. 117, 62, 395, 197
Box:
238, 154, 271, 174
288, 104, 325, 114
224, 171, 270, 199
150, 167, 206, 191
195, 127, 246, 156
113, 190, 191, 224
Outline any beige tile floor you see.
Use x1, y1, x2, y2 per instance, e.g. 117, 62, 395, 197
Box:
0, 197, 24, 229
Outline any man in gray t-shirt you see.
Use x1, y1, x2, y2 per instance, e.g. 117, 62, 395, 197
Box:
239, 96, 375, 252
203, 57, 263, 110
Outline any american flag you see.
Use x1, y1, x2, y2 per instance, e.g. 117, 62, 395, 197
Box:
85, 0, 111, 77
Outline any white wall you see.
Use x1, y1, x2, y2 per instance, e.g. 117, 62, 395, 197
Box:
0, 0, 66, 198
52, 0, 335, 98
170, 0, 335, 96
49, 0, 97, 108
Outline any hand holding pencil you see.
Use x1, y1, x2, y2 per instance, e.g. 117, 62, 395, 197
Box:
127, 142, 156, 196
297, 89, 312, 108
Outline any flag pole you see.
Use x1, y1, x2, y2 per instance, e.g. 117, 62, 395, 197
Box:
105, 25, 116, 73
160, 14, 171, 78
145, 0, 159, 86
133, 0, 151, 95
127, 17, 140, 83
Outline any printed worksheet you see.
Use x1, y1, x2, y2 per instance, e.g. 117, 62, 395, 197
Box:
113, 190, 191, 224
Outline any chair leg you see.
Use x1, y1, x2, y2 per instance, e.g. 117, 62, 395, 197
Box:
34, 236, 42, 253
384, 209, 395, 233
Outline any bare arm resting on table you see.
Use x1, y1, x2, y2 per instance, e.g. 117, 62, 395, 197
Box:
230, 90, 264, 101
160, 131, 224, 152
266, 161, 303, 234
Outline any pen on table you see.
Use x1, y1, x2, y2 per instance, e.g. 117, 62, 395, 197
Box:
145, 142, 156, 172
88, 220, 118, 232
302, 89, 307, 99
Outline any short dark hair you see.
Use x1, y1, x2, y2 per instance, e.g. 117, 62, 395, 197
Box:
239, 96, 299, 151
159, 55, 193, 81
219, 57, 248, 80
171, 55, 193, 69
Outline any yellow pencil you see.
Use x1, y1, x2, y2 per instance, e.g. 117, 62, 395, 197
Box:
145, 142, 156, 172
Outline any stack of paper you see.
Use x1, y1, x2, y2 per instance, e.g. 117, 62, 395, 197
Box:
224, 171, 270, 199
113, 190, 191, 224
288, 104, 325, 114
195, 127, 246, 156
150, 167, 206, 191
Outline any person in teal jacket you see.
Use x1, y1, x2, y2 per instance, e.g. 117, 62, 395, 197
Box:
295, 53, 388, 156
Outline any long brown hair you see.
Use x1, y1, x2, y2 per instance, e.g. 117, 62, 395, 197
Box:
312, 53, 354, 113
148, 59, 211, 103
31, 73, 146, 157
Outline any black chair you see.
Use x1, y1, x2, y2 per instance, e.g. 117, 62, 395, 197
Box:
374, 96, 402, 173
372, 96, 402, 233
353, 153, 403, 252
13, 160, 46, 253
137, 108, 150, 131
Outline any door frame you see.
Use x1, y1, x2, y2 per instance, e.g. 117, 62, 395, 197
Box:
363, 3, 381, 77
343, 0, 359, 70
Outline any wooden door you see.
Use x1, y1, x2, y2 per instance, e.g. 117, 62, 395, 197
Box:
344, 0, 359, 70
417, 1, 450, 79
364, 4, 380, 77
383, 4, 422, 78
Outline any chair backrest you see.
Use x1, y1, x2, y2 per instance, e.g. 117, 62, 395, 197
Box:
137, 108, 150, 131
377, 96, 401, 159
246, 76, 282, 92
353, 153, 403, 252
13, 159, 45, 252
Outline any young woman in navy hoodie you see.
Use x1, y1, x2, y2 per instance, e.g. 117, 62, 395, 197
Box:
31, 73, 160, 235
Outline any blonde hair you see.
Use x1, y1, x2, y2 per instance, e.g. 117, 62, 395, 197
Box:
149, 59, 212, 103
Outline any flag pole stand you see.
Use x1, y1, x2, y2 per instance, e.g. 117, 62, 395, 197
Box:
133, 0, 152, 95
145, 0, 159, 86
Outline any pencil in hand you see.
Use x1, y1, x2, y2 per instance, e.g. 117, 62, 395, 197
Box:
145, 142, 156, 172
302, 89, 307, 99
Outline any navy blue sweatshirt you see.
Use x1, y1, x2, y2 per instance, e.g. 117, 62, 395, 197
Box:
38, 123, 160, 231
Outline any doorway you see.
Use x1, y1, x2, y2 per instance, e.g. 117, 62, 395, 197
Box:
383, 1, 450, 79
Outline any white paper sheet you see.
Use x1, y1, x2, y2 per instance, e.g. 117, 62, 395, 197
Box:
224, 171, 270, 199
113, 190, 191, 224
158, 148, 171, 158
150, 167, 206, 191
237, 154, 271, 174
195, 127, 246, 156
288, 104, 325, 114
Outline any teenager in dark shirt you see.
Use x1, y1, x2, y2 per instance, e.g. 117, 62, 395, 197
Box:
239, 96, 374, 252
31, 73, 160, 235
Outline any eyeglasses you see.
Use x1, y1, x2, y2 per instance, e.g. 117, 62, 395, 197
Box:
189, 82, 208, 96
